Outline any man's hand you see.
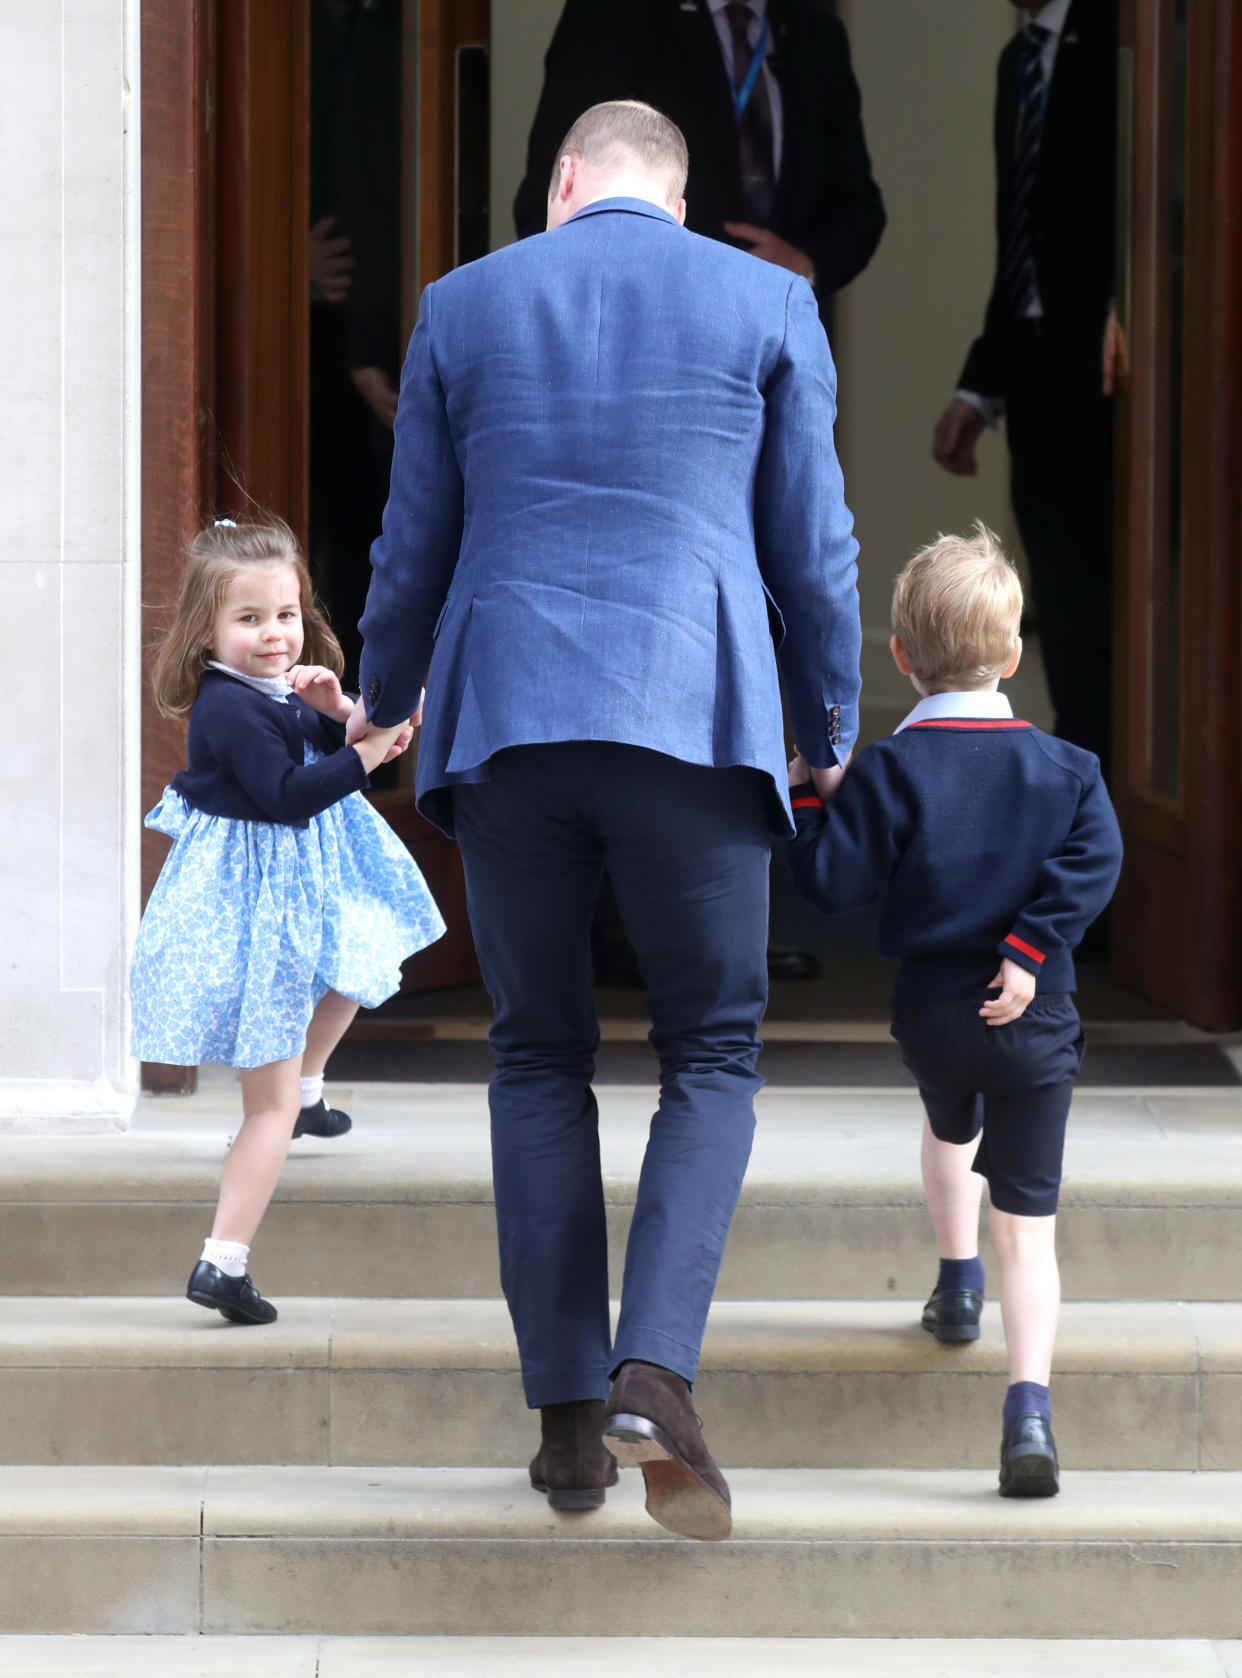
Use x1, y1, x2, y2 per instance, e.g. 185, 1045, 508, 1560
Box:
723, 223, 813, 280
932, 398, 987, 476
350, 366, 400, 429
286, 664, 351, 722
1102, 304, 1129, 396
309, 216, 353, 304
346, 696, 373, 747
979, 957, 1037, 1026
346, 690, 424, 762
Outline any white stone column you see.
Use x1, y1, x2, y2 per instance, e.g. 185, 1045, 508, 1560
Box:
0, 0, 142, 1128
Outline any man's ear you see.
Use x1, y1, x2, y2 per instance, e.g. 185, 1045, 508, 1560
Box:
673, 197, 687, 226
890, 633, 915, 676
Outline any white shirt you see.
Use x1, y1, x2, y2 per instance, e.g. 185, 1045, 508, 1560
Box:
208, 659, 292, 699
956, 0, 1072, 425
704, 0, 783, 184
894, 691, 1015, 733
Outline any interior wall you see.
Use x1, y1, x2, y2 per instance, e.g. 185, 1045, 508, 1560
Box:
488, 2, 1049, 739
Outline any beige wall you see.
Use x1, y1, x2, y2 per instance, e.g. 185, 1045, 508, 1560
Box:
487, 2, 1050, 737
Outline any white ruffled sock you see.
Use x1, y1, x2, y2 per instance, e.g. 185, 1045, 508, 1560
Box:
201, 1238, 249, 1279
299, 1073, 325, 1110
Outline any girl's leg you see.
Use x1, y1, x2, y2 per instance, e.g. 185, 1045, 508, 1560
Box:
211, 1055, 302, 1246
300, 987, 360, 1076
921, 1111, 984, 1259
989, 1205, 1060, 1385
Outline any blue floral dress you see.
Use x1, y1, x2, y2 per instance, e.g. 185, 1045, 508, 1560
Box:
130, 701, 446, 1070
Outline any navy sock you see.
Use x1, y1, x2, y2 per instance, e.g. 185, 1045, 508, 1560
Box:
937, 1255, 984, 1294
1004, 1380, 1051, 1427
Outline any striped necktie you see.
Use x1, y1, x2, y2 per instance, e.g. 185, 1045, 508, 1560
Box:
725, 1, 775, 226
1001, 23, 1051, 318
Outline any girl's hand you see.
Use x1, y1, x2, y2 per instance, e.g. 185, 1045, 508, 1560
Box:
352, 722, 406, 774
287, 665, 351, 722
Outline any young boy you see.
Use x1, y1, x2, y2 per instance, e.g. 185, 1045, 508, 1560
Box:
786, 525, 1122, 1497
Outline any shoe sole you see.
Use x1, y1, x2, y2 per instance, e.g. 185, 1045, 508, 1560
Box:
922, 1317, 981, 1343
292, 1120, 353, 1139
602, 1413, 732, 1542
186, 1288, 277, 1326
1000, 1450, 1059, 1498
529, 1479, 611, 1511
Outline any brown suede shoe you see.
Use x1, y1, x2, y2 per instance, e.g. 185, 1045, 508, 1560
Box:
602, 1359, 732, 1541
529, 1399, 619, 1510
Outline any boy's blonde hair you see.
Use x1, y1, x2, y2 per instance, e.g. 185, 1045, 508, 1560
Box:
151, 517, 343, 720
891, 522, 1023, 691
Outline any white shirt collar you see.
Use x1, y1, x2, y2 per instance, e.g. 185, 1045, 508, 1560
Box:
1030, 0, 1072, 40
894, 691, 1014, 733
705, 0, 762, 15
208, 659, 292, 698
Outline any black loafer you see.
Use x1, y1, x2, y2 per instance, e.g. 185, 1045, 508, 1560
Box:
186, 1260, 277, 1324
921, 1286, 983, 1342
999, 1411, 1059, 1498
292, 1098, 352, 1139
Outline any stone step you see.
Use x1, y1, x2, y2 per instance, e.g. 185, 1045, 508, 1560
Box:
0, 1465, 1237, 1638
0, 1637, 1238, 1677
3, 1085, 1241, 1299
2, 1296, 1238, 1472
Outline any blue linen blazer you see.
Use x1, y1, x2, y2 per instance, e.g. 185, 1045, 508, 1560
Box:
358, 196, 861, 836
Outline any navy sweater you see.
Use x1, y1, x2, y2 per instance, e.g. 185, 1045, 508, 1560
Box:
171, 671, 370, 827
786, 719, 1123, 1001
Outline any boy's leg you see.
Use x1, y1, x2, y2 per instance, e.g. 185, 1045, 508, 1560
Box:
921, 1112, 984, 1259
989, 1205, 1059, 1385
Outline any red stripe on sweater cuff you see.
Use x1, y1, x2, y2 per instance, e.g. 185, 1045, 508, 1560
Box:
791, 796, 822, 809
1005, 932, 1045, 964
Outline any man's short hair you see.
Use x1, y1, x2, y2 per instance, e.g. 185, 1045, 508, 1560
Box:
550, 100, 689, 208
891, 523, 1024, 690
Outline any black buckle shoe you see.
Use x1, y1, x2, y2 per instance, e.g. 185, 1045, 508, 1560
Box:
186, 1260, 278, 1324
921, 1286, 983, 1343
999, 1411, 1059, 1498
292, 1098, 352, 1139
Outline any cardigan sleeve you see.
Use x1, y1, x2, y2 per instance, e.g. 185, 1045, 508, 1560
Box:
784, 746, 907, 916
999, 764, 1124, 980
202, 692, 370, 824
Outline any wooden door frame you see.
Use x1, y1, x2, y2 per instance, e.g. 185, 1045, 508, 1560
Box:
1111, 0, 1242, 1025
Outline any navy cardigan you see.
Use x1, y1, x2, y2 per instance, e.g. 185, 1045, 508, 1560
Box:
786, 719, 1123, 1001
171, 671, 369, 827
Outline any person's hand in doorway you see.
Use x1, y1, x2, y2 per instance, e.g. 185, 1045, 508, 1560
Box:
350, 366, 400, 428
1101, 303, 1129, 397
723, 222, 814, 281
309, 216, 354, 304
932, 398, 987, 476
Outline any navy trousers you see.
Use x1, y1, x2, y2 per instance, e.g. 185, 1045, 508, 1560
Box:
452, 743, 771, 1407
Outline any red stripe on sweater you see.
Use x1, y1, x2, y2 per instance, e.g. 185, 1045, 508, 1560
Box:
907, 719, 1033, 730
1005, 932, 1045, 964
791, 796, 822, 810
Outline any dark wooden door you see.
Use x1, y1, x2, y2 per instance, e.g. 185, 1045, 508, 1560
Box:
1111, 0, 1242, 1025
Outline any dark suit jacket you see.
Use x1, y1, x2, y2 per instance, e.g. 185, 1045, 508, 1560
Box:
959, 0, 1117, 398
512, 0, 885, 298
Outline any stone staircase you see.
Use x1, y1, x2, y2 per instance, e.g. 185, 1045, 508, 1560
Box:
0, 1075, 1240, 1672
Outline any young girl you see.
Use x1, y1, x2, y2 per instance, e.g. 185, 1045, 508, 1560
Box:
131, 517, 445, 1324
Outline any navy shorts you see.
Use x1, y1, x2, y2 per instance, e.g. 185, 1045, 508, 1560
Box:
890, 993, 1085, 1217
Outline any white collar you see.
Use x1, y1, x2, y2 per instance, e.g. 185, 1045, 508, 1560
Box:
208, 659, 292, 698
1030, 0, 1072, 40
894, 691, 1014, 733
705, 0, 762, 17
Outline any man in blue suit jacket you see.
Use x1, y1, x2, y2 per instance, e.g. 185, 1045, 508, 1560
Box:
351, 101, 860, 1541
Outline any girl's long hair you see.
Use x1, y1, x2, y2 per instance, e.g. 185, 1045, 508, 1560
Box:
151, 518, 345, 720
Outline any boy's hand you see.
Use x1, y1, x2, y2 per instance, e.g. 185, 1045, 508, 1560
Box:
788, 751, 813, 788
980, 957, 1037, 1026
287, 665, 351, 722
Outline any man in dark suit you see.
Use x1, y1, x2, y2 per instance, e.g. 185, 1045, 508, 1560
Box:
932, 0, 1117, 774
513, 0, 885, 303
351, 102, 861, 1540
